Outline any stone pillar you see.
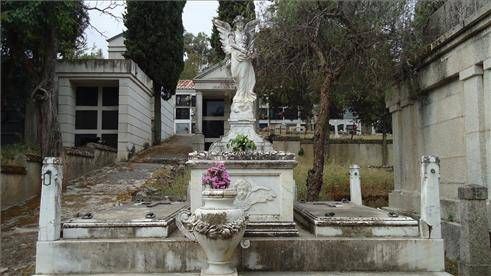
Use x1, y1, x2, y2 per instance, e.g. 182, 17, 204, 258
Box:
38, 157, 63, 241
459, 65, 485, 186
57, 77, 75, 147
483, 59, 491, 199
420, 155, 442, 239
196, 91, 203, 133
349, 165, 362, 205
117, 79, 130, 161
458, 184, 491, 276
389, 103, 402, 191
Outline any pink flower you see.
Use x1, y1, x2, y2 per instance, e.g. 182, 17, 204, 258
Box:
202, 162, 231, 189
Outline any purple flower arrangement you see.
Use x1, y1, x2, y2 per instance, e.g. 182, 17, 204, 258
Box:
202, 162, 231, 189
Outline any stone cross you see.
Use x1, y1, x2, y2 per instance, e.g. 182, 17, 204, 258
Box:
419, 155, 442, 239
349, 164, 362, 205
38, 157, 63, 241
458, 184, 491, 275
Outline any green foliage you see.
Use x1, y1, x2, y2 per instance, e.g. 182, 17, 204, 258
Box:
1, 1, 89, 151
1, 143, 40, 166
124, 1, 185, 99
294, 156, 393, 207
180, 32, 213, 79
210, 0, 255, 62
1, 1, 89, 61
64, 43, 104, 60
298, 147, 304, 156
227, 134, 257, 152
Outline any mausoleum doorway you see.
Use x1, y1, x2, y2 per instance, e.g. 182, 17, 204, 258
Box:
74, 84, 119, 148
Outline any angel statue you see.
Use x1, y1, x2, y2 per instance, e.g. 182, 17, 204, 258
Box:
213, 15, 259, 118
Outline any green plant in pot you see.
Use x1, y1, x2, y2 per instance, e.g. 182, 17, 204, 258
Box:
227, 134, 257, 152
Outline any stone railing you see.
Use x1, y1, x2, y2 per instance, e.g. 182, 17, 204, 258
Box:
62, 143, 117, 182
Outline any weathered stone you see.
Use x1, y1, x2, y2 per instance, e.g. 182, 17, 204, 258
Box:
458, 185, 491, 275
349, 165, 362, 205
458, 184, 488, 200
295, 202, 419, 237
188, 159, 297, 236
34, 235, 445, 274
38, 157, 63, 241
420, 155, 442, 239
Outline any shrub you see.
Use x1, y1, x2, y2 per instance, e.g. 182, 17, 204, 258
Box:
227, 134, 257, 152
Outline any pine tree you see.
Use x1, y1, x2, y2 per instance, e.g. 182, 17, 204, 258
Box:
124, 1, 186, 144
210, 0, 255, 62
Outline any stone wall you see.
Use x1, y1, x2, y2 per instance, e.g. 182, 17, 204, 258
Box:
386, 2, 491, 262
161, 97, 174, 140
1, 144, 116, 210
1, 155, 42, 210
119, 77, 153, 158
62, 143, 117, 183
273, 139, 393, 167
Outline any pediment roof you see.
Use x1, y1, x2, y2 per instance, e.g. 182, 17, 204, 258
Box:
194, 61, 232, 82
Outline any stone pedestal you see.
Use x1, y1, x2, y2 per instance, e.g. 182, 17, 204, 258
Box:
420, 155, 442, 239
458, 184, 491, 276
208, 119, 273, 153
38, 157, 63, 242
349, 164, 362, 205
187, 153, 297, 236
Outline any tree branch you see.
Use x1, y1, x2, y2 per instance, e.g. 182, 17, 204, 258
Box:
85, 1, 124, 20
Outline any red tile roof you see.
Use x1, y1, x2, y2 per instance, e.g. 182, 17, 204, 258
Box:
177, 80, 195, 90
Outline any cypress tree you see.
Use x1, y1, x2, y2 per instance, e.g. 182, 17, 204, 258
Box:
210, 0, 255, 62
124, 1, 186, 144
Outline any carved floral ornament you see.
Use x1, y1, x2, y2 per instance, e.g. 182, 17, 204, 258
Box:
177, 212, 248, 240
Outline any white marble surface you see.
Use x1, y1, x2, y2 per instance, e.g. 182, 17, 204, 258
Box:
188, 160, 296, 222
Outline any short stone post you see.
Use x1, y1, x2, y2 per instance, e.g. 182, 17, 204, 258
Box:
38, 157, 63, 241
420, 155, 442, 239
349, 164, 362, 205
458, 184, 491, 275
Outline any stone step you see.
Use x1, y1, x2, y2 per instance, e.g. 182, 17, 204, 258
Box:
35, 272, 452, 275
35, 236, 445, 274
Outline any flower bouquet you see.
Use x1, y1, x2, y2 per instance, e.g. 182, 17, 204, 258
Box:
201, 162, 231, 189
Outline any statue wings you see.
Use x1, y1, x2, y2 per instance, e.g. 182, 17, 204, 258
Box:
213, 18, 260, 54
213, 19, 233, 54
244, 19, 259, 52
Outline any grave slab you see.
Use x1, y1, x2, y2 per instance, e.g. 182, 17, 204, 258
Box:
294, 201, 419, 237
62, 202, 188, 239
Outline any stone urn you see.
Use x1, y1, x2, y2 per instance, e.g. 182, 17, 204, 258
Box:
177, 188, 247, 276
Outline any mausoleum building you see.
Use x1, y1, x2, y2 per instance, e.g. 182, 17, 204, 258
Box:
55, 34, 174, 160
386, 1, 491, 261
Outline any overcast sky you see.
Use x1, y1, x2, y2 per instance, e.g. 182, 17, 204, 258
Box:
85, 1, 219, 57
84, 1, 269, 58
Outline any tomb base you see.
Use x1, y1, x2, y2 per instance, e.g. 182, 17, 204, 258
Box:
187, 154, 298, 237
294, 201, 419, 237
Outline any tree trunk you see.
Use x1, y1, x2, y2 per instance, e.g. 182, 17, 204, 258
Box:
381, 131, 388, 166
34, 27, 62, 158
153, 87, 162, 145
306, 73, 333, 201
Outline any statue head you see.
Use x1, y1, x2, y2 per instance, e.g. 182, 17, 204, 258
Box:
233, 15, 245, 31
